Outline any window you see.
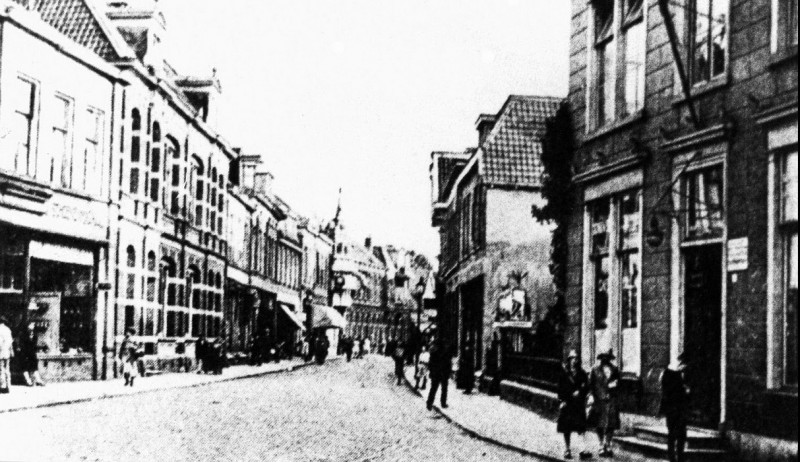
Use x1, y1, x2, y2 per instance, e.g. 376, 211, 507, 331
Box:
126, 246, 136, 268
129, 109, 141, 194
689, 0, 728, 85
587, 190, 643, 375
773, 0, 799, 53
150, 122, 161, 202
50, 95, 72, 187
622, 0, 645, 117
80, 108, 103, 195
5, 77, 36, 176
684, 166, 724, 240
591, 200, 611, 330
781, 151, 798, 385
593, 0, 616, 128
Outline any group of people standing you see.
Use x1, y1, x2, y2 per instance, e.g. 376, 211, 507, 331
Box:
339, 335, 371, 362
196, 335, 228, 375
557, 348, 691, 461
0, 316, 46, 394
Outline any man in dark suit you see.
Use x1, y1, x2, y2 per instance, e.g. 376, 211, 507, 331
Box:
426, 341, 453, 410
660, 352, 691, 462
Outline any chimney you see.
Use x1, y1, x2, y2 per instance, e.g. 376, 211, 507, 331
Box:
254, 171, 274, 196
364, 237, 372, 249
238, 155, 262, 190
475, 114, 497, 146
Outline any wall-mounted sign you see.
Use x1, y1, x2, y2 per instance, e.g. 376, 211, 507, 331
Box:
727, 237, 749, 272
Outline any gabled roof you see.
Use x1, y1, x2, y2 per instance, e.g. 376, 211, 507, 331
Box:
432, 149, 472, 203
480, 95, 562, 188
21, 0, 135, 61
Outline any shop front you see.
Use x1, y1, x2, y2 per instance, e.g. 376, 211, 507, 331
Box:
0, 228, 99, 382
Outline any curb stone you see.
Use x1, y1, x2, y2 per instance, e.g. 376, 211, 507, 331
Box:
0, 360, 315, 415
401, 369, 563, 462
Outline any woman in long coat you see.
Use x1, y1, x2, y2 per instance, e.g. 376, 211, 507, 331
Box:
17, 324, 45, 386
589, 349, 621, 458
557, 350, 590, 460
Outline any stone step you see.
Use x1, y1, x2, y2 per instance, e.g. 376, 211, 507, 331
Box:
615, 436, 727, 462
634, 425, 723, 450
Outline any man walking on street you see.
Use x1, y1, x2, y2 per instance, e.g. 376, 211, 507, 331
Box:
0, 316, 14, 394
426, 341, 453, 410
661, 352, 691, 462
392, 340, 406, 385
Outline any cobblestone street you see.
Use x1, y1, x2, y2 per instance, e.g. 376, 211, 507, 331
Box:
0, 357, 537, 462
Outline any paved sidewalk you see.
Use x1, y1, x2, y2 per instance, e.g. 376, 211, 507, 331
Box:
0, 358, 315, 414
403, 368, 644, 461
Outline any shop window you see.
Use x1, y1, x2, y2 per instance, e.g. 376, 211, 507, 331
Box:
689, 0, 728, 85
684, 166, 724, 240
587, 190, 643, 375
0, 239, 25, 292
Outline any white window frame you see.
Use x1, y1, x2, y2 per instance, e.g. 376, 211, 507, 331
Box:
766, 119, 799, 390
48, 93, 74, 187
771, 0, 799, 54
686, 0, 730, 87
582, 177, 644, 376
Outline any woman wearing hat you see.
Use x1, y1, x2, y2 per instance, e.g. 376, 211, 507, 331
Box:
589, 349, 621, 458
557, 349, 592, 460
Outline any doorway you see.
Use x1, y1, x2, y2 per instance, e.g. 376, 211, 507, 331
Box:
458, 276, 484, 388
683, 244, 722, 428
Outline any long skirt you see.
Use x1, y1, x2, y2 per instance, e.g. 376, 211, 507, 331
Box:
557, 398, 587, 434
594, 398, 620, 430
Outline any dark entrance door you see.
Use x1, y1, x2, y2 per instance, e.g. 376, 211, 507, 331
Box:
458, 277, 484, 389
683, 244, 722, 428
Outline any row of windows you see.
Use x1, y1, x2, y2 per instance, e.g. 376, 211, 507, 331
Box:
1, 76, 105, 196
126, 108, 226, 236
588, 0, 798, 131
123, 305, 222, 338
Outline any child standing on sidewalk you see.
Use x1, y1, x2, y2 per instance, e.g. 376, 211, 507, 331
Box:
415, 344, 430, 390
119, 328, 141, 387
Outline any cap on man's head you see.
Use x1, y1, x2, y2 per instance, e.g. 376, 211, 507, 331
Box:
567, 349, 579, 359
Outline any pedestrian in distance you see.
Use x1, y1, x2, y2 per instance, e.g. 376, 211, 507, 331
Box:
196, 334, 208, 373
392, 340, 406, 385
557, 349, 591, 460
119, 328, 141, 387
426, 341, 453, 410
385, 338, 396, 358
588, 349, 621, 458
354, 337, 362, 359
363, 336, 371, 356
343, 336, 354, 362
17, 323, 45, 387
660, 352, 691, 462
0, 316, 14, 394
415, 343, 430, 390
314, 334, 330, 365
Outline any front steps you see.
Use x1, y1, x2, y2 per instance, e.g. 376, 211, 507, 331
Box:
615, 425, 728, 461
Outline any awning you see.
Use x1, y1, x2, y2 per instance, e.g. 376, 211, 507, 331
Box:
29, 240, 93, 266
279, 303, 306, 331
313, 305, 346, 329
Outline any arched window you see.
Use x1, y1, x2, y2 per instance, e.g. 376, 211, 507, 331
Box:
147, 251, 156, 271
126, 245, 136, 268
191, 157, 204, 228
129, 109, 141, 195
166, 137, 181, 215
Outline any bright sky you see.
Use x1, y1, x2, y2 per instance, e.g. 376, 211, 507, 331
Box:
161, 0, 570, 260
